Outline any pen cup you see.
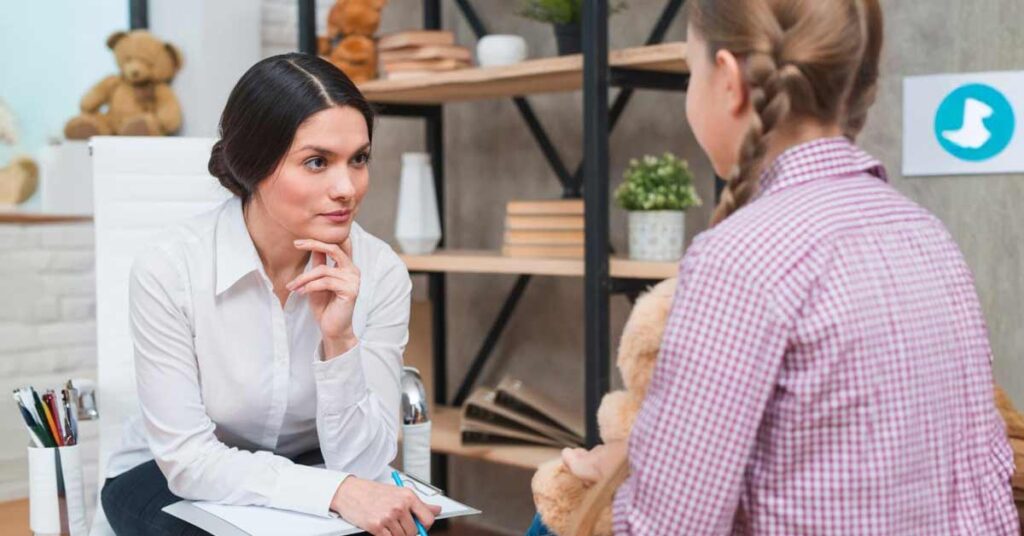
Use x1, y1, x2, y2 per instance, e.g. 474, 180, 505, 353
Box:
27, 445, 87, 536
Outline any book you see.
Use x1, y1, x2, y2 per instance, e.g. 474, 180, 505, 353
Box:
461, 385, 583, 448
379, 45, 472, 64
502, 245, 584, 258
505, 215, 585, 231
506, 199, 584, 216
384, 71, 438, 81
494, 377, 585, 441
504, 230, 585, 246
378, 30, 455, 51
382, 58, 471, 73
163, 470, 480, 536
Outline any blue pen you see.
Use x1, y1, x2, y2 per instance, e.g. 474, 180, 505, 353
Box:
391, 470, 429, 536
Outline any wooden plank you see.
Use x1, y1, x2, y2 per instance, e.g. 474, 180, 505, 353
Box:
360, 42, 687, 104
431, 405, 560, 471
0, 212, 92, 224
400, 249, 677, 280
0, 499, 28, 536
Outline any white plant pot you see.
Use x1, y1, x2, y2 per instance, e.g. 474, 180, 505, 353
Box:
628, 210, 685, 262
395, 152, 442, 255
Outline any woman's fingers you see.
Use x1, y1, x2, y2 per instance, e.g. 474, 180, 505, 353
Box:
294, 238, 355, 270
409, 496, 439, 528
396, 511, 416, 536
296, 276, 358, 296
286, 265, 348, 291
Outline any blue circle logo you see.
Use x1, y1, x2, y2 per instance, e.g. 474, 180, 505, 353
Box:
934, 83, 1015, 162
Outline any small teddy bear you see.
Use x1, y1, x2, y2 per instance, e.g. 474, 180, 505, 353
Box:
531, 278, 677, 536
323, 0, 388, 82
64, 30, 183, 139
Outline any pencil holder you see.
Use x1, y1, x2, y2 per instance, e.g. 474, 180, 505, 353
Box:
27, 445, 87, 536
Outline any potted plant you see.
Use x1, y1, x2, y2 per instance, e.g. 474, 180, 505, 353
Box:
517, 0, 627, 56
614, 152, 702, 262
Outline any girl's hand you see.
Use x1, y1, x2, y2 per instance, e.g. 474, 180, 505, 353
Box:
331, 477, 442, 536
287, 238, 359, 356
562, 441, 627, 485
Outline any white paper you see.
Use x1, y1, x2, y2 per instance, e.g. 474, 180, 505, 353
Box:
163, 471, 480, 536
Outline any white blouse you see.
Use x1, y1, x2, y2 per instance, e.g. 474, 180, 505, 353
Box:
105, 196, 411, 518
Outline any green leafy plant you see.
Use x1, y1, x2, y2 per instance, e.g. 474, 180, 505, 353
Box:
614, 152, 702, 211
517, 0, 628, 25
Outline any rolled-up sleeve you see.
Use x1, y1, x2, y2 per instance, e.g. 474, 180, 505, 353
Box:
612, 246, 789, 534
312, 248, 411, 484
131, 247, 349, 517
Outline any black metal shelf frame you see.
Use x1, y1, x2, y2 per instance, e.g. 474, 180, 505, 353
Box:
297, 0, 689, 488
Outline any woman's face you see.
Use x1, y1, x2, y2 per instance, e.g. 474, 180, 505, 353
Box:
685, 23, 752, 179
254, 105, 371, 245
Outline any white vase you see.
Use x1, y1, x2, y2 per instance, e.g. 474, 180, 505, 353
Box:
628, 210, 685, 262
395, 152, 442, 255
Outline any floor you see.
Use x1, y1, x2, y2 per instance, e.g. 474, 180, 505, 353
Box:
0, 499, 508, 535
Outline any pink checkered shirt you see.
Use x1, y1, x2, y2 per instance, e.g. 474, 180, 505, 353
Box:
612, 137, 1020, 534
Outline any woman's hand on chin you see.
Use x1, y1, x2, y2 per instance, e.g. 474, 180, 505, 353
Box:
288, 237, 360, 357
331, 476, 442, 536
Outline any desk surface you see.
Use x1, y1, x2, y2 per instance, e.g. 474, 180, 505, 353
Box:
0, 499, 28, 535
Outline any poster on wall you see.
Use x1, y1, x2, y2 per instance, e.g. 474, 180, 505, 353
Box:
903, 70, 1023, 177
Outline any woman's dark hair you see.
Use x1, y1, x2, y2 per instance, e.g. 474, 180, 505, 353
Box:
208, 53, 375, 202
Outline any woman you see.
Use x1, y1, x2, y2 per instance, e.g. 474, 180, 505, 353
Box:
539, 0, 1020, 534
100, 54, 440, 536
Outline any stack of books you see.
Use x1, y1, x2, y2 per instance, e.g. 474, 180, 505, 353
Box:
502, 199, 585, 258
378, 30, 472, 80
461, 377, 584, 448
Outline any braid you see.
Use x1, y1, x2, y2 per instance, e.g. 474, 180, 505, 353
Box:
711, 53, 798, 226
843, 0, 883, 140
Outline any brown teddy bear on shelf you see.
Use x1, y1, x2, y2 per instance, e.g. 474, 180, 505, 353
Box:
322, 0, 388, 82
532, 277, 677, 536
64, 30, 183, 139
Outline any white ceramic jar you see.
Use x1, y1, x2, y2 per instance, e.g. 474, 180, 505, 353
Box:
476, 35, 528, 67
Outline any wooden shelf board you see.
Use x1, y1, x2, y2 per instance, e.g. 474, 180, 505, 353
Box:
359, 42, 687, 104
400, 249, 677, 280
0, 211, 92, 224
430, 405, 560, 471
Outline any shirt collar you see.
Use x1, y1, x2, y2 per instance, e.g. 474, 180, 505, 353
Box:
757, 136, 888, 198
215, 197, 264, 296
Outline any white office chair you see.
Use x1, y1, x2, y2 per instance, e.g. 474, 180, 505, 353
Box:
89, 136, 230, 536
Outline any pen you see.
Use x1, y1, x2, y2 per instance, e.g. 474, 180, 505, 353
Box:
43, 392, 65, 447
391, 470, 429, 536
12, 393, 45, 448
37, 390, 62, 447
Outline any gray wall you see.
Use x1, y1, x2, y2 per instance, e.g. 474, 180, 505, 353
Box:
353, 1, 1023, 533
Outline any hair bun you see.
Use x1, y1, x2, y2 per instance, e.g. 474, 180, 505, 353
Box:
208, 140, 247, 198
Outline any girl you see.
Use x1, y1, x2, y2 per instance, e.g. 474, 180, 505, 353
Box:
553, 0, 1020, 534
100, 54, 440, 536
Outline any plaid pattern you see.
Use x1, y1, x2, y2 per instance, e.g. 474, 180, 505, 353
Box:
612, 137, 1020, 534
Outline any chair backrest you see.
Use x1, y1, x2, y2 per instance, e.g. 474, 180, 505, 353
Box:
91, 135, 229, 490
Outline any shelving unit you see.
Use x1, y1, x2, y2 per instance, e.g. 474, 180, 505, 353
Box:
400, 250, 677, 280
359, 42, 687, 103
299, 0, 691, 491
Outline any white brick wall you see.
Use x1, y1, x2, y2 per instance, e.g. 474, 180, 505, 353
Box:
0, 222, 99, 509
261, 0, 335, 57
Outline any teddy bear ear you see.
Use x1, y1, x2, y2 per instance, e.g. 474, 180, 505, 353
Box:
164, 43, 184, 70
106, 31, 128, 50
